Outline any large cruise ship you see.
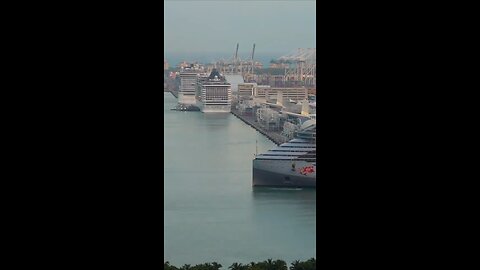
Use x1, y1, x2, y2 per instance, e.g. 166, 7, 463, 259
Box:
197, 69, 232, 113
178, 68, 198, 106
253, 119, 316, 188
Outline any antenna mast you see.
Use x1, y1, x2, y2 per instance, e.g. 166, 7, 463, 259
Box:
251, 43, 256, 75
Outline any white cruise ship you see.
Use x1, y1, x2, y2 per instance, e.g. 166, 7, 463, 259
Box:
198, 69, 232, 113
253, 119, 316, 188
178, 68, 198, 106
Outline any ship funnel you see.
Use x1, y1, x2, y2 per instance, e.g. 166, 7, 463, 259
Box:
208, 69, 222, 80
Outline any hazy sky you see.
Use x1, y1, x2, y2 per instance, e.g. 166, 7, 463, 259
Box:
164, 0, 316, 57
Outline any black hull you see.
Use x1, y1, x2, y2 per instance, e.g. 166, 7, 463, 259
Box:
253, 167, 316, 188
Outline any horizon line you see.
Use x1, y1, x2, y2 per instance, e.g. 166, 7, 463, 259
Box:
165, 0, 314, 2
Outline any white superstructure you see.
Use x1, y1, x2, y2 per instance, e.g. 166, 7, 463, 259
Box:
178, 69, 198, 105
198, 69, 232, 113
253, 119, 316, 187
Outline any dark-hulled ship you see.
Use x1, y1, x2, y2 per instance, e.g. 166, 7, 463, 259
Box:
253, 119, 316, 188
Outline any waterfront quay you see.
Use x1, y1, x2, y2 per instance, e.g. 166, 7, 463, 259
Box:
164, 86, 287, 144
231, 107, 288, 146
164, 88, 178, 98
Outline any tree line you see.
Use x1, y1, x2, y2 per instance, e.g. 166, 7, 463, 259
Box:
164, 258, 316, 270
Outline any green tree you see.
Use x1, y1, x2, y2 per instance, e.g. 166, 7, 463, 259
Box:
289, 260, 300, 270
165, 262, 179, 270
180, 264, 191, 270
229, 262, 248, 270
164, 259, 315, 270
272, 260, 287, 270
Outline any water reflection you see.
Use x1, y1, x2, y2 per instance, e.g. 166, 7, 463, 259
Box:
252, 187, 316, 212
164, 93, 316, 265
202, 113, 230, 120
252, 187, 316, 199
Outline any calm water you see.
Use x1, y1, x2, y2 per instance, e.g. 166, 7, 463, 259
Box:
164, 93, 316, 266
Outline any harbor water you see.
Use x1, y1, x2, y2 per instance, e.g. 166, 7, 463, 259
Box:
164, 93, 316, 266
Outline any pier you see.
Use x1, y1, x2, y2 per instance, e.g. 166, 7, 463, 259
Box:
231, 108, 288, 146
164, 88, 178, 98
164, 85, 287, 145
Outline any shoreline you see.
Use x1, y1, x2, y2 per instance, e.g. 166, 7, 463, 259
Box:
230, 108, 287, 146
163, 92, 287, 145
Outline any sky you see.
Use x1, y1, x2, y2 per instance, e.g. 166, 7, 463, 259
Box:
164, 0, 316, 60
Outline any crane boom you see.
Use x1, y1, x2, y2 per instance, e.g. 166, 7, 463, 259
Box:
251, 43, 255, 60
235, 43, 239, 62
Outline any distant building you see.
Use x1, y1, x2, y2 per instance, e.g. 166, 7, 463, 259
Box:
243, 73, 256, 83
237, 83, 257, 98
252, 85, 271, 100
254, 86, 308, 102
254, 61, 263, 69
269, 75, 285, 87
269, 63, 289, 69
307, 88, 316, 95
164, 59, 169, 70
178, 61, 191, 69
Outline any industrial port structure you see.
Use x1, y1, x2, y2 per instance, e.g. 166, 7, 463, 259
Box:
164, 45, 316, 143
216, 43, 259, 78
213, 44, 316, 88
279, 48, 316, 87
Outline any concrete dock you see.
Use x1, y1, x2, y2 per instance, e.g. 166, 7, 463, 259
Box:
163, 88, 287, 145
164, 89, 178, 98
231, 108, 288, 146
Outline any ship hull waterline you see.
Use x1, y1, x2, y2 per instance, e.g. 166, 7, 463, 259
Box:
253, 160, 316, 188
